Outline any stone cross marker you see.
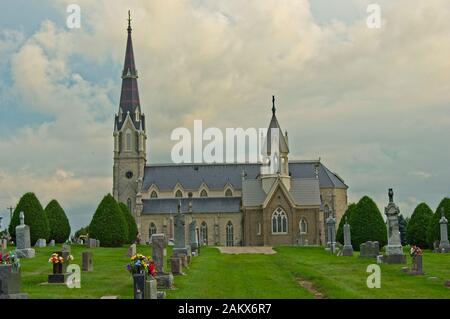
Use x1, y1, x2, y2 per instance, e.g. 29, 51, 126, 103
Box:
383, 188, 406, 264
342, 217, 353, 256
439, 208, 450, 253
19, 212, 24, 226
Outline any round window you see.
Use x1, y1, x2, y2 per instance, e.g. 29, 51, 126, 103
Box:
125, 171, 133, 179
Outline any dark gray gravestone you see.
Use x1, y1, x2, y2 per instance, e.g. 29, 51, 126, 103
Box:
152, 234, 173, 289
342, 218, 353, 257
170, 257, 183, 275
82, 252, 93, 272
133, 273, 146, 299
34, 239, 46, 248
409, 255, 424, 275
189, 220, 198, 254
0, 265, 28, 299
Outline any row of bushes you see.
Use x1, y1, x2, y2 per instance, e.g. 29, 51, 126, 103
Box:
8, 193, 71, 244
336, 196, 450, 249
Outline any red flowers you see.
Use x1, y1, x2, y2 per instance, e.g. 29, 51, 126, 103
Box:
148, 261, 156, 277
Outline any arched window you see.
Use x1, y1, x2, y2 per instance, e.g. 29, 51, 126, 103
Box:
125, 129, 132, 151
300, 218, 308, 234
200, 221, 208, 245
150, 191, 158, 198
175, 190, 183, 198
200, 189, 208, 197
149, 222, 157, 239
127, 198, 132, 213
226, 221, 234, 246
272, 207, 288, 234
225, 189, 233, 197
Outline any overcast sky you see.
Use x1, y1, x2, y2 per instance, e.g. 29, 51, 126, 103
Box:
0, 0, 449, 233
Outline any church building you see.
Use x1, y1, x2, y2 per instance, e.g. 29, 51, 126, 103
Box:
112, 16, 348, 247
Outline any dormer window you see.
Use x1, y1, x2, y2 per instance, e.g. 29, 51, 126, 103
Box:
175, 190, 183, 198
200, 189, 208, 197
136, 109, 140, 121
119, 108, 123, 122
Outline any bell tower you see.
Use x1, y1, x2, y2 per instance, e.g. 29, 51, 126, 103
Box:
113, 11, 147, 217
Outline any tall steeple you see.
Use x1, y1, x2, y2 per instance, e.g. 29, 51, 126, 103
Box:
116, 10, 143, 131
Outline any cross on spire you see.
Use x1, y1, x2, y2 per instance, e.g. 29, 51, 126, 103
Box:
272, 95, 276, 115
127, 10, 132, 32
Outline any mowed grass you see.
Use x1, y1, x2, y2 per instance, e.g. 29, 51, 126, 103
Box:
11, 245, 450, 299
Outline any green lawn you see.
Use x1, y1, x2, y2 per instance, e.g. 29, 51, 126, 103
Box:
10, 245, 450, 299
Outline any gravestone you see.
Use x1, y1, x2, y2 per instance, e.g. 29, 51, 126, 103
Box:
409, 255, 424, 275
383, 189, 406, 264
438, 208, 450, 253
189, 219, 199, 255
133, 273, 146, 299
82, 252, 93, 272
61, 245, 71, 273
171, 257, 183, 275
48, 240, 55, 247
359, 241, 380, 258
48, 251, 70, 284
342, 217, 353, 257
14, 212, 35, 259
125, 243, 136, 258
86, 238, 98, 248
325, 212, 337, 254
0, 264, 28, 299
144, 277, 158, 299
35, 239, 47, 248
152, 233, 173, 289
173, 202, 191, 258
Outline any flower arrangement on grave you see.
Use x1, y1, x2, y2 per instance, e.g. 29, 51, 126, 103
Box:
48, 252, 74, 274
0, 251, 20, 270
410, 245, 423, 258
126, 254, 157, 278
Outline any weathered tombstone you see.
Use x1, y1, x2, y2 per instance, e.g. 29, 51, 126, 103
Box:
170, 257, 183, 275
14, 212, 35, 259
133, 273, 146, 299
342, 217, 353, 257
82, 252, 93, 272
61, 245, 72, 273
438, 208, 450, 253
144, 276, 158, 299
409, 255, 424, 275
125, 243, 136, 258
48, 240, 55, 247
173, 202, 191, 258
383, 189, 406, 264
86, 238, 97, 249
359, 241, 379, 258
34, 239, 47, 248
325, 211, 337, 254
152, 234, 173, 289
189, 219, 198, 255
0, 264, 28, 299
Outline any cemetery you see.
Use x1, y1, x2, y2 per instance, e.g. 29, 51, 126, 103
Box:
1, 191, 450, 299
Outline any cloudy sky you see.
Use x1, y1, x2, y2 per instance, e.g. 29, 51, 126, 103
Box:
0, 0, 449, 232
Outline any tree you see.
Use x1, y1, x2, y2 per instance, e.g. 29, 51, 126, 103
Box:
427, 197, 450, 246
336, 203, 357, 244
45, 200, 71, 243
350, 196, 387, 250
8, 192, 50, 244
398, 214, 408, 246
118, 202, 138, 244
89, 194, 128, 247
405, 203, 433, 248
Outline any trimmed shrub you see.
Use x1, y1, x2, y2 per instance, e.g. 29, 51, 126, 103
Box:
336, 203, 357, 244
118, 202, 138, 244
427, 197, 450, 246
351, 196, 387, 250
89, 194, 128, 247
406, 203, 433, 248
45, 200, 71, 243
398, 214, 408, 246
9, 192, 50, 244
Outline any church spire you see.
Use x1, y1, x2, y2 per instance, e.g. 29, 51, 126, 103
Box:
116, 10, 142, 131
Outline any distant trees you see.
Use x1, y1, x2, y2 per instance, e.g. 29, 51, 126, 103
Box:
9, 192, 50, 244
89, 194, 128, 247
45, 200, 71, 243
398, 214, 408, 246
406, 203, 433, 248
349, 196, 387, 250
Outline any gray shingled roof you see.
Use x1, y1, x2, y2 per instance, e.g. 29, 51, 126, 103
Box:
142, 161, 347, 191
242, 178, 321, 207
142, 197, 241, 214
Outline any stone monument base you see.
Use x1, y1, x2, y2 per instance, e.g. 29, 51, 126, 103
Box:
14, 248, 35, 259
48, 273, 70, 284
438, 243, 450, 253
155, 272, 173, 289
382, 254, 406, 264
342, 246, 353, 257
